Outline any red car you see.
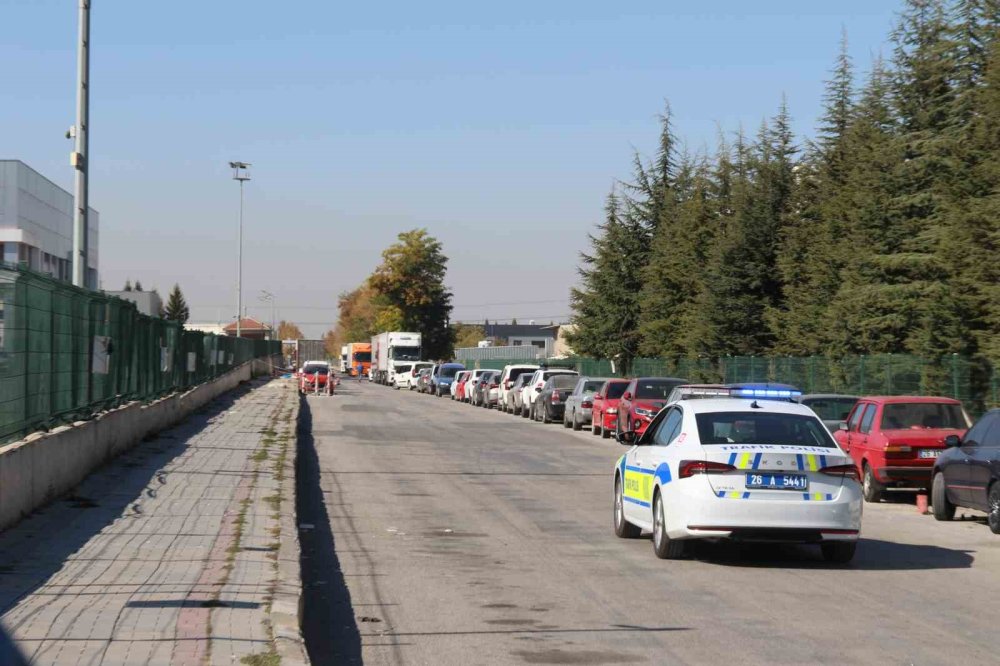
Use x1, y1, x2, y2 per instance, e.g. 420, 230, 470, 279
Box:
299, 361, 333, 396
452, 371, 471, 401
591, 379, 630, 439
615, 377, 687, 436
834, 396, 970, 502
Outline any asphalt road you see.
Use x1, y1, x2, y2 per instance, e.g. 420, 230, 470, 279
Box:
298, 381, 1000, 665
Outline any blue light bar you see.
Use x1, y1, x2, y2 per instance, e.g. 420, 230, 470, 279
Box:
732, 388, 802, 399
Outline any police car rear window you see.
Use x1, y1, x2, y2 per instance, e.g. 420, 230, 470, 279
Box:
695, 412, 836, 448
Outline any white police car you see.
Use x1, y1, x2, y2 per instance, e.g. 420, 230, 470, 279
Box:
613, 398, 863, 562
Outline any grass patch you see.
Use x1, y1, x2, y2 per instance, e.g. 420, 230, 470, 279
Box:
263, 494, 281, 512
251, 448, 269, 463
240, 651, 280, 666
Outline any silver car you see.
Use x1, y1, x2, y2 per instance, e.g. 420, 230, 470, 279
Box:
563, 377, 610, 431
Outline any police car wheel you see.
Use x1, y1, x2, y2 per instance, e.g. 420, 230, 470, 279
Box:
652, 493, 686, 559
932, 472, 955, 521
820, 541, 856, 564
862, 463, 884, 503
614, 477, 642, 539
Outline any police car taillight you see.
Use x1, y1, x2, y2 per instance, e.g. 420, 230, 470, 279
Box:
679, 460, 736, 478
820, 464, 860, 482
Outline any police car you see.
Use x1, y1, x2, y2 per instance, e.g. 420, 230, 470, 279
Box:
612, 397, 863, 562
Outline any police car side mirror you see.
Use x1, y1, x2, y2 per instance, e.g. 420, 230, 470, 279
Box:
616, 430, 636, 446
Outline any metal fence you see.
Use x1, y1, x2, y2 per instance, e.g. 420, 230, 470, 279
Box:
0, 264, 280, 444
454, 345, 549, 362
458, 353, 998, 413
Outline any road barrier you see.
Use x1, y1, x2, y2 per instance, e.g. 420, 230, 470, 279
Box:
0, 263, 280, 445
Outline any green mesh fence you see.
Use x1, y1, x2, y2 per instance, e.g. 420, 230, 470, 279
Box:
0, 264, 280, 444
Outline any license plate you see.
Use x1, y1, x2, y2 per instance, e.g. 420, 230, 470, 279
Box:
918, 450, 940, 459
745, 473, 809, 491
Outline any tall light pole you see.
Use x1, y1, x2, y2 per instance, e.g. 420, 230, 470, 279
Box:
229, 161, 250, 337
71, 0, 92, 287
259, 290, 275, 339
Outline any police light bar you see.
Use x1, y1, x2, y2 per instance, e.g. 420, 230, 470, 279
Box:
685, 388, 732, 397
731, 388, 802, 399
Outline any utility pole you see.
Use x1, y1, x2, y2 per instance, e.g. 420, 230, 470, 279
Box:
71, 0, 91, 287
229, 162, 251, 337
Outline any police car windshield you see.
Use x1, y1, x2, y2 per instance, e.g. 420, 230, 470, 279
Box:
635, 380, 683, 399
604, 382, 628, 399
696, 412, 836, 448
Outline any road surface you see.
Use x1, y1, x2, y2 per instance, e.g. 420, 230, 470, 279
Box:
298, 381, 999, 665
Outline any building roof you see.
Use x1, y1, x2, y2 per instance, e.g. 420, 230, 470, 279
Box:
223, 317, 271, 332
485, 324, 557, 340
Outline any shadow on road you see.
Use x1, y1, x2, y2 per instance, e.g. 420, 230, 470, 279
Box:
690, 537, 974, 570
296, 396, 362, 664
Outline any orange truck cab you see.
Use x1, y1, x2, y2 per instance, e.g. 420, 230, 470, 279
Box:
347, 342, 372, 377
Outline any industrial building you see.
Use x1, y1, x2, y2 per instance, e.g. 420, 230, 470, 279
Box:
0, 160, 99, 288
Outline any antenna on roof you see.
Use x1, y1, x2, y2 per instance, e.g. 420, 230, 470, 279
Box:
750, 400, 762, 409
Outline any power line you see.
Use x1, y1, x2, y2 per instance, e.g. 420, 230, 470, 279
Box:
189, 298, 569, 312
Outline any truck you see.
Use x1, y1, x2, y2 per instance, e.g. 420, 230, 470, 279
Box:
340, 344, 350, 373
345, 342, 372, 377
293, 339, 328, 370
371, 331, 422, 385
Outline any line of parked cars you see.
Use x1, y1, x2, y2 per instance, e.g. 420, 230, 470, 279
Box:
394, 361, 999, 540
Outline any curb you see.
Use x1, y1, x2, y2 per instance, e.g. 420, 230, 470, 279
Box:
269, 383, 311, 665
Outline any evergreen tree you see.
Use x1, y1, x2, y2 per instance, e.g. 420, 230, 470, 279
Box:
163, 284, 190, 324
123, 280, 133, 292
134, 281, 144, 292
568, 189, 649, 372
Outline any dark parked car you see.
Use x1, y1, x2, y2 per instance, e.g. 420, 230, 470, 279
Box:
416, 368, 433, 393
473, 370, 499, 407
932, 408, 1000, 533
532, 374, 581, 424
796, 393, 859, 432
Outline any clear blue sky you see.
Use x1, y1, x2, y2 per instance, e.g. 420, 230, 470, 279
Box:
1, 1, 903, 336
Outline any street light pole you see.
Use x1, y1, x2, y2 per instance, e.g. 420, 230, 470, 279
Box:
229, 161, 251, 337
71, 0, 91, 287
259, 290, 275, 340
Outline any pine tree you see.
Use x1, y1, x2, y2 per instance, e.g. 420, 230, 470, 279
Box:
123, 280, 133, 292
568, 189, 649, 372
134, 280, 143, 292
163, 284, 190, 324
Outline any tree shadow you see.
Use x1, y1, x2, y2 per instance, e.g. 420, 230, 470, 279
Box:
296, 396, 362, 664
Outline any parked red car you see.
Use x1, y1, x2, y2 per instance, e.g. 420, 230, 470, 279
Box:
299, 361, 333, 396
452, 371, 471, 401
591, 379, 630, 439
834, 396, 971, 502
615, 377, 687, 436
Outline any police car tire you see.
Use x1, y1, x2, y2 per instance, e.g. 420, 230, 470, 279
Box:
820, 541, 856, 564
932, 472, 955, 521
652, 494, 686, 559
862, 463, 884, 503
614, 478, 642, 539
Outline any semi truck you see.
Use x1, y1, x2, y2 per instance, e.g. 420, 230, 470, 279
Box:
292, 339, 328, 370
371, 331, 422, 385
345, 342, 372, 377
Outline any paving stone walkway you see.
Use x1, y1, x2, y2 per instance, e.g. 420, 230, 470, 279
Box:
0, 378, 296, 666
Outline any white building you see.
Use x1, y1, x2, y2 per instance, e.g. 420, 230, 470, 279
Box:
0, 160, 99, 288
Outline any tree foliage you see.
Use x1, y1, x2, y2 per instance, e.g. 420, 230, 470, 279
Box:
163, 284, 189, 324
570, 0, 1000, 373
275, 320, 304, 340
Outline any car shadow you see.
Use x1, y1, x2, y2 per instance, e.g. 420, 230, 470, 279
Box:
686, 537, 974, 570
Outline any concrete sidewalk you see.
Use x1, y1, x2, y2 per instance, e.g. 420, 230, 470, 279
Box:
0, 378, 301, 666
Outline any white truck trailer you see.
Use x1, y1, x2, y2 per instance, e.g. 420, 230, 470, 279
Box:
340, 344, 350, 373
371, 331, 422, 385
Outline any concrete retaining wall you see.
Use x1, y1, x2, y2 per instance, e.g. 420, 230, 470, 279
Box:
0, 362, 258, 533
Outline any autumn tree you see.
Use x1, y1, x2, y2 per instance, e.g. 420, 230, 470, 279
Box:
368, 229, 454, 359
275, 320, 304, 340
